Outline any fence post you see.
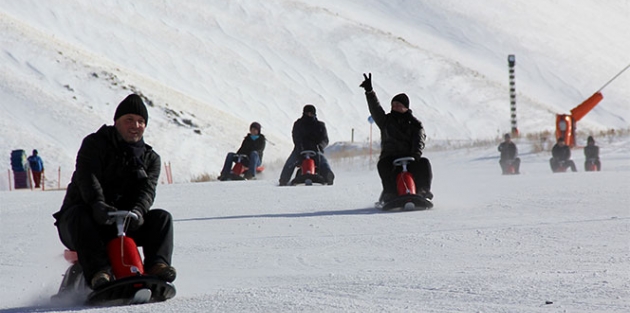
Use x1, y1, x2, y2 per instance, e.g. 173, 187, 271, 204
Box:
58, 166, 61, 190
7, 169, 11, 191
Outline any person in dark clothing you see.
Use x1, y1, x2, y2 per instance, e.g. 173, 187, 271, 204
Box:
498, 133, 521, 174
27, 149, 44, 188
219, 122, 266, 180
583, 135, 601, 171
278, 104, 334, 186
550, 137, 577, 172
360, 73, 433, 202
52, 94, 176, 290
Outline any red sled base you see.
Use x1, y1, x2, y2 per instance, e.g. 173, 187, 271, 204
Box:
376, 194, 434, 211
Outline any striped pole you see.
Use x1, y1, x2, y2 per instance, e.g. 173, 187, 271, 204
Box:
508, 54, 518, 136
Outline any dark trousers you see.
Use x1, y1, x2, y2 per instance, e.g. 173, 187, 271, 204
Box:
550, 158, 577, 172
377, 156, 432, 196
279, 149, 333, 184
55, 205, 174, 281
499, 158, 521, 174
32, 171, 42, 188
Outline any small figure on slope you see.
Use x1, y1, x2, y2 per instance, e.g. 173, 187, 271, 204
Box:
219, 122, 266, 180
550, 137, 577, 172
498, 133, 521, 174
583, 135, 601, 171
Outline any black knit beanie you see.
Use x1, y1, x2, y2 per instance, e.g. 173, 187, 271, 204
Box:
391, 93, 410, 109
114, 94, 149, 124
303, 104, 316, 115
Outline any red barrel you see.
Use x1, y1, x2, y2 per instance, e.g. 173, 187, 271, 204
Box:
107, 236, 144, 279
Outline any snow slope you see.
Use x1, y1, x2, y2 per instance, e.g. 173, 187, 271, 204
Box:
1, 140, 629, 312
0, 0, 629, 187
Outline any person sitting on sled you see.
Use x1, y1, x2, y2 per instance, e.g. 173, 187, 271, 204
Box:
583, 135, 601, 171
498, 133, 521, 174
53, 94, 176, 290
359, 73, 433, 203
550, 136, 577, 172
219, 122, 266, 180
278, 104, 335, 186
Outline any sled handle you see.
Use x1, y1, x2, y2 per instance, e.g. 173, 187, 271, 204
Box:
108, 211, 139, 236
393, 157, 415, 166
300, 150, 317, 158
233, 154, 248, 162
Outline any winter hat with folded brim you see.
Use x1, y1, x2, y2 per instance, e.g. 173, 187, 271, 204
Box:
391, 93, 409, 109
114, 94, 149, 124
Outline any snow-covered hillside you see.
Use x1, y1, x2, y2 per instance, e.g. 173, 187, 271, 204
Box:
1, 0, 629, 188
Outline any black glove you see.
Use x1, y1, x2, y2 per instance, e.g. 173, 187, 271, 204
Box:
127, 207, 145, 231
91, 201, 117, 225
360, 73, 373, 92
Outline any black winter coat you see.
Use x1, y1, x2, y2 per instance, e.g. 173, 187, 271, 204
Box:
551, 144, 571, 161
292, 115, 329, 153
236, 134, 266, 161
365, 91, 426, 159
54, 125, 161, 221
584, 145, 599, 160
498, 141, 518, 160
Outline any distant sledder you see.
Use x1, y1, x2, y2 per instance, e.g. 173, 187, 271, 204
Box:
498, 133, 521, 175
279, 104, 335, 186
584, 136, 601, 171
53, 211, 176, 306
550, 137, 577, 173
219, 122, 266, 181
360, 73, 433, 210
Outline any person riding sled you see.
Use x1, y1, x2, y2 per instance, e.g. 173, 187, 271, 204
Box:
583, 135, 601, 171
52, 94, 176, 290
278, 104, 335, 186
498, 133, 521, 174
360, 73, 433, 203
219, 122, 266, 180
550, 136, 577, 172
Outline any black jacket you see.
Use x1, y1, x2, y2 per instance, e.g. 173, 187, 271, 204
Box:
292, 115, 329, 153
584, 145, 599, 160
236, 134, 266, 161
552, 144, 571, 161
54, 125, 161, 220
498, 141, 518, 160
365, 91, 425, 159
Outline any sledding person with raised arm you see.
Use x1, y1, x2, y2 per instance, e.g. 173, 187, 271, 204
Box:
583, 135, 601, 171
278, 104, 335, 186
498, 133, 521, 174
219, 122, 266, 180
360, 73, 433, 204
52, 94, 176, 291
550, 136, 577, 172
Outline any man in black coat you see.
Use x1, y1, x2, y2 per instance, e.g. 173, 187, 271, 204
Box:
53, 94, 176, 289
278, 104, 334, 186
219, 122, 266, 180
583, 135, 601, 171
550, 137, 577, 172
360, 73, 433, 203
498, 133, 521, 174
